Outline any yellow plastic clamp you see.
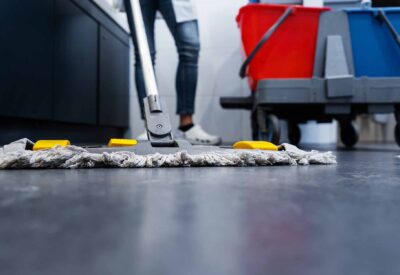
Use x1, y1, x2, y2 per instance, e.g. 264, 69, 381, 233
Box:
233, 141, 281, 151
33, 140, 71, 151
108, 138, 138, 148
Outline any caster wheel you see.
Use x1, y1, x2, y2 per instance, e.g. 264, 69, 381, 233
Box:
395, 123, 400, 147
340, 121, 359, 148
288, 122, 301, 146
256, 112, 281, 144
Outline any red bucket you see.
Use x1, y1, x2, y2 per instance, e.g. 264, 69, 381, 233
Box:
237, 4, 329, 91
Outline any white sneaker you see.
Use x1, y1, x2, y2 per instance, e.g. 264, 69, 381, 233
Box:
178, 125, 222, 145
136, 131, 148, 140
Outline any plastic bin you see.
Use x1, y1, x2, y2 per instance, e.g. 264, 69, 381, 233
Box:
237, 4, 329, 91
346, 8, 400, 77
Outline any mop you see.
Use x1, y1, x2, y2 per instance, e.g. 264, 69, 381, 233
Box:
0, 139, 335, 169
0, 0, 336, 169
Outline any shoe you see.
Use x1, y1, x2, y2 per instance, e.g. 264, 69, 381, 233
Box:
136, 131, 148, 140
178, 125, 222, 145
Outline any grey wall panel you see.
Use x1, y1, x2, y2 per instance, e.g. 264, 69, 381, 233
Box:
0, 0, 53, 119
98, 26, 130, 127
53, 0, 98, 124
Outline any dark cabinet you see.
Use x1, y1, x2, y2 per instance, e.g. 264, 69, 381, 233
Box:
99, 27, 130, 127
0, 0, 130, 138
0, 0, 53, 119
53, 0, 98, 124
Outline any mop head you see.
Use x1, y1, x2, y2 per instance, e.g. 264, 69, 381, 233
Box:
0, 139, 336, 169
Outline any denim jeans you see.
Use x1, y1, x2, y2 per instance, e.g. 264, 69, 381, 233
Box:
124, 0, 200, 119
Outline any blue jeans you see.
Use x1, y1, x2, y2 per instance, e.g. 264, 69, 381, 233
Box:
124, 0, 200, 118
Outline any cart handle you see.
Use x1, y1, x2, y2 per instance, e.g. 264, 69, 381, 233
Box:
377, 9, 400, 47
239, 7, 294, 79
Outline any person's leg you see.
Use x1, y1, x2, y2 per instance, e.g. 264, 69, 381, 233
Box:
158, 1, 221, 145
175, 21, 200, 128
124, 0, 157, 119
158, 1, 200, 127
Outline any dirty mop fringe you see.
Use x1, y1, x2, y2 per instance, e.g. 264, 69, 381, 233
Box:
0, 143, 336, 169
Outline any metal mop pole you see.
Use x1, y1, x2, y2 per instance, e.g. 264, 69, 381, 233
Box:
130, 0, 175, 146
130, 0, 158, 96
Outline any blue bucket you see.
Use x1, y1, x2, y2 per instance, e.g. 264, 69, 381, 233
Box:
346, 8, 400, 77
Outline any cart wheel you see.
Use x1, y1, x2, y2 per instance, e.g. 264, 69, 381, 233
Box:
257, 113, 281, 144
288, 122, 301, 146
340, 121, 359, 148
395, 123, 400, 147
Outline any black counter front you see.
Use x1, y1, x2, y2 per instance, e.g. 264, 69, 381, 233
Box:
0, 0, 130, 144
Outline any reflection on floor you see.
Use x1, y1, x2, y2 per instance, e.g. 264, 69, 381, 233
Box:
0, 144, 399, 275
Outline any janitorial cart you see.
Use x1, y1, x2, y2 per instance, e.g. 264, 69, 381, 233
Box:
220, 4, 400, 147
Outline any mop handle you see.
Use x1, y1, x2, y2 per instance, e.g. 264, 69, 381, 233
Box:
130, 0, 158, 97
377, 9, 400, 47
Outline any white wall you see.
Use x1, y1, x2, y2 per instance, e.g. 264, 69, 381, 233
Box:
128, 0, 252, 142
127, 0, 337, 144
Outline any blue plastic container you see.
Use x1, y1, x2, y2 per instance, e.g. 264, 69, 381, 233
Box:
346, 8, 400, 77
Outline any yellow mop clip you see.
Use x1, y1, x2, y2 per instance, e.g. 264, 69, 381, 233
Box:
33, 140, 71, 151
108, 139, 138, 148
233, 141, 283, 151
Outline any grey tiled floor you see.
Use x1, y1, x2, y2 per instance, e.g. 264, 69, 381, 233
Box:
0, 144, 399, 275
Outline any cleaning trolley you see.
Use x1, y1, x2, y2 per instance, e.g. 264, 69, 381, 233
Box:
221, 4, 400, 147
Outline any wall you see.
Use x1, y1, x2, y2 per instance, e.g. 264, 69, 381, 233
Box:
127, 0, 252, 142
358, 115, 396, 143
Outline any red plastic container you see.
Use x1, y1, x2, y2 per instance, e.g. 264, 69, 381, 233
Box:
237, 4, 329, 91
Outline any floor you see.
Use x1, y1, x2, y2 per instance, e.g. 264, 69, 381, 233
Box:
0, 145, 399, 275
